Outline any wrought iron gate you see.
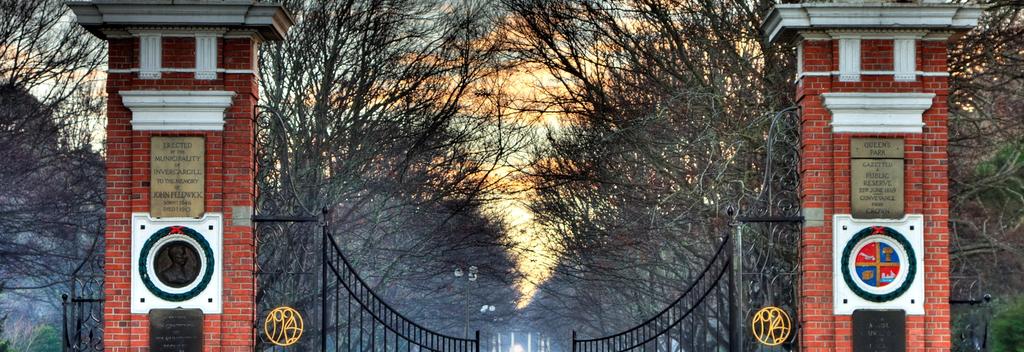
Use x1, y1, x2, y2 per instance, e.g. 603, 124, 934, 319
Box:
733, 107, 802, 351
254, 210, 480, 352
571, 233, 737, 352
571, 107, 802, 352
62, 253, 104, 352
321, 226, 480, 352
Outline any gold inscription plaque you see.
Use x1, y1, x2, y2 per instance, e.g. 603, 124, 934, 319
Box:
150, 136, 205, 218
851, 138, 904, 219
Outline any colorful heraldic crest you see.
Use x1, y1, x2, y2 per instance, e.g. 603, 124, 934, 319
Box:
139, 226, 215, 302
841, 226, 916, 302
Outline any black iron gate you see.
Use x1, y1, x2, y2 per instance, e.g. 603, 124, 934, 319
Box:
733, 218, 801, 352
254, 211, 481, 352
62, 254, 104, 352
571, 107, 802, 352
733, 107, 802, 352
321, 225, 480, 352
571, 233, 737, 352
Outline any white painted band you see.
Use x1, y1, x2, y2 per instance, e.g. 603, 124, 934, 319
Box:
107, 68, 256, 75
797, 71, 950, 80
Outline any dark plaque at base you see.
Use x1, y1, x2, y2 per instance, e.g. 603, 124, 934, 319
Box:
853, 309, 905, 352
150, 308, 203, 352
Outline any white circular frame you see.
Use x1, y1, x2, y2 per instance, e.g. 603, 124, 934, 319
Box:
847, 234, 910, 296
144, 234, 208, 295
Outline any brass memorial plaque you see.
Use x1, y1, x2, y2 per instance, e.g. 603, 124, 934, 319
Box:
851, 138, 904, 219
150, 308, 203, 352
150, 136, 205, 218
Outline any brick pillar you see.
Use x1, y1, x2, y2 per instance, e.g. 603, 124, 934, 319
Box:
763, 2, 981, 351
69, 2, 291, 351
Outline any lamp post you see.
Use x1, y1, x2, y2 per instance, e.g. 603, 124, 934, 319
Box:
454, 265, 479, 338
454, 265, 479, 281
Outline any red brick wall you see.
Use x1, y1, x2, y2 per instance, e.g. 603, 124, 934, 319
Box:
797, 38, 951, 352
161, 38, 196, 69
103, 36, 259, 352
860, 39, 894, 72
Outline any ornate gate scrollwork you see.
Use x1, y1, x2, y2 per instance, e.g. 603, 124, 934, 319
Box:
62, 252, 104, 352
735, 107, 802, 351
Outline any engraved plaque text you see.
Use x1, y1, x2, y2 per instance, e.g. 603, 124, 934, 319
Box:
853, 309, 905, 352
150, 136, 205, 218
150, 308, 203, 352
851, 138, 904, 219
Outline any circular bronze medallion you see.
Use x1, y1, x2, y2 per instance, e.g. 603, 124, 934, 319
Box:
154, 241, 202, 288
139, 226, 215, 301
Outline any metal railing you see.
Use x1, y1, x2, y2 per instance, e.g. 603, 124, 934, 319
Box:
572, 233, 736, 352
61, 254, 104, 352
321, 226, 480, 352
61, 294, 103, 352
731, 107, 802, 351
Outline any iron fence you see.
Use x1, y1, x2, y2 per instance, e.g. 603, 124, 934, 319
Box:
572, 233, 736, 352
61, 255, 104, 352
321, 225, 481, 352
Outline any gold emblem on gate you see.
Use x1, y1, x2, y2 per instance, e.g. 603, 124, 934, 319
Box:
751, 306, 791, 346
264, 306, 303, 346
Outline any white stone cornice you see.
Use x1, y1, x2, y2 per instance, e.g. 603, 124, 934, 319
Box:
67, 1, 293, 41
98, 28, 131, 38
763, 3, 985, 44
798, 31, 831, 41
826, 30, 929, 40
107, 68, 256, 75
127, 27, 228, 37
121, 90, 235, 131
107, 68, 255, 74
822, 92, 935, 134
223, 29, 261, 40
923, 31, 954, 41
790, 29, 935, 43
798, 71, 949, 79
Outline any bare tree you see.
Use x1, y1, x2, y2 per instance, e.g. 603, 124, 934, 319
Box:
947, 2, 1024, 298
501, 0, 1024, 344
498, 0, 793, 339
0, 0, 105, 338
254, 0, 527, 345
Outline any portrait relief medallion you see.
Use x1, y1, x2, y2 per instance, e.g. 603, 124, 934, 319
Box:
139, 226, 215, 302
154, 241, 201, 288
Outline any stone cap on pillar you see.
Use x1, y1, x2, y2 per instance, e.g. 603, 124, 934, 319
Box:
763, 1, 985, 44
66, 0, 294, 41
